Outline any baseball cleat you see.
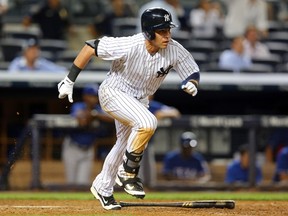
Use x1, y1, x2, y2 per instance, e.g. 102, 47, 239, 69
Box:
90, 186, 121, 210
115, 174, 145, 199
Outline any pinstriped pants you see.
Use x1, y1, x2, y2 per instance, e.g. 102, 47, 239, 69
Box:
93, 85, 158, 196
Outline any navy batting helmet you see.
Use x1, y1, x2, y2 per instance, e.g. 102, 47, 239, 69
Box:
141, 7, 177, 40
180, 132, 197, 148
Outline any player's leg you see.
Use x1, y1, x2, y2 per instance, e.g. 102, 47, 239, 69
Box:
62, 137, 79, 184
92, 121, 131, 193
99, 89, 157, 198
91, 86, 157, 208
76, 147, 94, 185
91, 121, 130, 210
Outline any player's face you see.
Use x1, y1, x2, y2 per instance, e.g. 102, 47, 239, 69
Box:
154, 28, 171, 49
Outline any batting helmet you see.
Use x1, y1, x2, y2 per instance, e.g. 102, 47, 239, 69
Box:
180, 132, 197, 148
141, 7, 177, 40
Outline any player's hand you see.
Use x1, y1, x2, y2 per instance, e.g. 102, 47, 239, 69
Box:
181, 81, 198, 96
58, 76, 74, 103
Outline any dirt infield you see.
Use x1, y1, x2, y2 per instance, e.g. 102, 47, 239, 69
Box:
0, 200, 287, 216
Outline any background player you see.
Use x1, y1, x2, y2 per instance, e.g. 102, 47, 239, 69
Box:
162, 131, 211, 183
62, 84, 114, 186
57, 7, 200, 210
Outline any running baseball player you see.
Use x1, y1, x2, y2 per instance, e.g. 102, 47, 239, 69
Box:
57, 7, 200, 210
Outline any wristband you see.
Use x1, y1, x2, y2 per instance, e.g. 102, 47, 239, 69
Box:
67, 63, 82, 82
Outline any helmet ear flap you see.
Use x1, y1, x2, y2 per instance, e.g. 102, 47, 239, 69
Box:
149, 30, 155, 40
144, 30, 155, 40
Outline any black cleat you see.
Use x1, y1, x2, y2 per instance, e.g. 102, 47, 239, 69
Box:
90, 186, 121, 210
115, 174, 145, 199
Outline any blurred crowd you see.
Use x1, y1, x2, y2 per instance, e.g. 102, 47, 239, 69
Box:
0, 0, 287, 73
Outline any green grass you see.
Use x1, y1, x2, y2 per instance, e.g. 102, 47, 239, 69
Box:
0, 191, 288, 201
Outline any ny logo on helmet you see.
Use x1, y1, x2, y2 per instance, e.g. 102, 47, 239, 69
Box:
164, 14, 170, 22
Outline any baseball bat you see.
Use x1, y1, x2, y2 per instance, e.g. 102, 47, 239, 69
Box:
119, 200, 235, 209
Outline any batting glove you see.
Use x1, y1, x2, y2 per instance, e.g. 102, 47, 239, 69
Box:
181, 81, 198, 96
58, 76, 74, 103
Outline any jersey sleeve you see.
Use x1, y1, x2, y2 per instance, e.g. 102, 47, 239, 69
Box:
173, 44, 200, 81
97, 35, 140, 61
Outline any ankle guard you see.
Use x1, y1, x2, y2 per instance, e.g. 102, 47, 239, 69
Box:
123, 150, 143, 174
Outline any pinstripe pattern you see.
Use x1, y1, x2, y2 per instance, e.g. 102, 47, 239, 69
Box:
92, 33, 200, 196
98, 33, 199, 99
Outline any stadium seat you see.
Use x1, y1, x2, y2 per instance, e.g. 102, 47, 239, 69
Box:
40, 51, 55, 61
0, 61, 10, 70
172, 30, 191, 46
112, 17, 138, 37
209, 51, 222, 63
267, 21, 285, 33
3, 30, 40, 40
185, 40, 218, 56
202, 62, 234, 73
275, 63, 288, 73
252, 54, 282, 71
39, 39, 68, 53
57, 50, 79, 62
266, 31, 288, 43
218, 39, 233, 51
38, 39, 68, 61
264, 42, 288, 61
0, 38, 25, 61
192, 26, 226, 44
190, 52, 209, 68
55, 61, 71, 70
240, 64, 273, 73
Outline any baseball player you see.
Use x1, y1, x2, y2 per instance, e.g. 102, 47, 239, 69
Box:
57, 7, 200, 210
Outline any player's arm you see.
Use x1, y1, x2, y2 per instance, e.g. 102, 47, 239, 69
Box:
57, 40, 99, 103
195, 160, 211, 184
154, 107, 181, 120
181, 72, 200, 96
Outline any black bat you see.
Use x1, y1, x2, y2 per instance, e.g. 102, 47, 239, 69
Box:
119, 200, 235, 209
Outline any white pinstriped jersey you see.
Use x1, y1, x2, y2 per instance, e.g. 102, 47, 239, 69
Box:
97, 33, 199, 100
